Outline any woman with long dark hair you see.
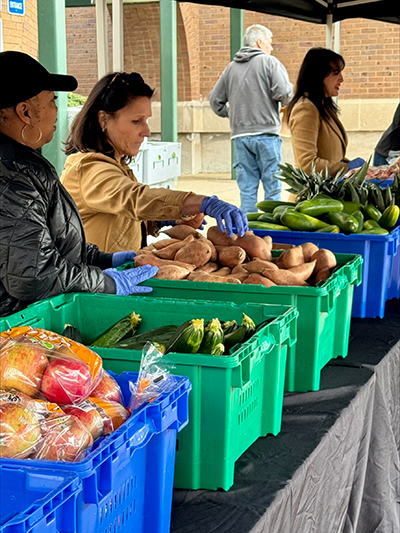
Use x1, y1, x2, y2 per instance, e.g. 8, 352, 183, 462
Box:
62, 72, 248, 253
286, 47, 364, 175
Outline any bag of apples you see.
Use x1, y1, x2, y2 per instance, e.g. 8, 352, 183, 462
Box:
0, 327, 129, 461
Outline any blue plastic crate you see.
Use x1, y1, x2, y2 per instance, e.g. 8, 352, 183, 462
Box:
0, 372, 191, 533
0, 465, 79, 533
250, 225, 399, 318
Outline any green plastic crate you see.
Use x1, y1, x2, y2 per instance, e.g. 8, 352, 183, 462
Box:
141, 252, 362, 393
0, 295, 297, 491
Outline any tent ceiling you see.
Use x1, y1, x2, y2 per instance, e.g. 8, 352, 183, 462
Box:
173, 0, 400, 25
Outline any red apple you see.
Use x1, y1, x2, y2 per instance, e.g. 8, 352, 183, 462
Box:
0, 342, 49, 397
32, 412, 93, 462
41, 358, 92, 405
63, 401, 104, 441
91, 371, 124, 405
0, 403, 41, 458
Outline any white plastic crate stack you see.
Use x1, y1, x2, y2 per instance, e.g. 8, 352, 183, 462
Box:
129, 139, 181, 189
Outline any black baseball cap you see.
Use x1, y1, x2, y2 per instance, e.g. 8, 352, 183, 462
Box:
0, 51, 78, 109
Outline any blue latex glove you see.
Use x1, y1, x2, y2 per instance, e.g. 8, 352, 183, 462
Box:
112, 251, 136, 268
348, 158, 365, 170
104, 265, 158, 295
161, 220, 176, 227
200, 196, 248, 237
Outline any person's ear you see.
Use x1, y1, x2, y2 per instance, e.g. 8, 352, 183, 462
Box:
14, 101, 32, 125
98, 110, 107, 130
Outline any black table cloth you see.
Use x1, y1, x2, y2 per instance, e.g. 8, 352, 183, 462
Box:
171, 299, 400, 533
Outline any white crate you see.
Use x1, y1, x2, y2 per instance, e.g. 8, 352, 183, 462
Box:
143, 142, 181, 185
128, 149, 145, 183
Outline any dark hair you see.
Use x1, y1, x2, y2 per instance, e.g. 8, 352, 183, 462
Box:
286, 47, 345, 123
64, 71, 154, 157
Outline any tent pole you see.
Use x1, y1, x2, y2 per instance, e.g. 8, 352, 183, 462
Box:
326, 14, 333, 49
230, 8, 243, 180
96, 0, 109, 78
112, 0, 124, 71
160, 0, 177, 142
334, 21, 341, 54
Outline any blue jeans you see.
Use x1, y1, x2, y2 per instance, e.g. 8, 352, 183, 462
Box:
233, 134, 282, 213
373, 152, 387, 166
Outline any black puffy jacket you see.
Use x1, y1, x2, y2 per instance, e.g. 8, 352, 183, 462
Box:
0, 133, 116, 317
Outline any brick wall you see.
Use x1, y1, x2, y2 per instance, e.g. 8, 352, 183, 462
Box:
1, 0, 38, 57
65, 4, 399, 101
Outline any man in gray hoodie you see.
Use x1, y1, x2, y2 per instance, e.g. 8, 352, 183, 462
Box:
209, 24, 293, 213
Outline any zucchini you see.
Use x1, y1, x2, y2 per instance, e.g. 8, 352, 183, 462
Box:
199, 318, 224, 354
221, 320, 238, 335
257, 213, 276, 224
246, 212, 263, 221
363, 219, 382, 231
296, 198, 343, 217
224, 313, 255, 352
256, 200, 296, 213
359, 228, 389, 235
114, 325, 179, 349
91, 312, 142, 348
327, 212, 358, 234
379, 205, 400, 229
315, 224, 340, 233
211, 343, 225, 356
341, 201, 363, 215
165, 319, 204, 354
351, 210, 364, 233
281, 212, 330, 232
62, 324, 83, 344
362, 204, 382, 222
248, 221, 291, 231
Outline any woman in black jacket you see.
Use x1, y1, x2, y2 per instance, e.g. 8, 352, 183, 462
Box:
0, 51, 157, 317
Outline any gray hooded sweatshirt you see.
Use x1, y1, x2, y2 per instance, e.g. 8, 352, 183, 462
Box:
209, 47, 293, 138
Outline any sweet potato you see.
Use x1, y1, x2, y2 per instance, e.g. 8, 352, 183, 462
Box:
153, 265, 191, 280
195, 262, 219, 273
279, 246, 305, 269
288, 260, 316, 281
310, 249, 337, 273
174, 240, 212, 268
215, 246, 246, 268
134, 254, 195, 271
140, 244, 157, 252
262, 269, 309, 287
314, 267, 332, 284
243, 273, 276, 287
162, 225, 199, 240
187, 272, 241, 284
153, 235, 194, 260
234, 231, 272, 261
197, 236, 217, 261
212, 267, 232, 277
262, 235, 273, 248
300, 242, 320, 262
242, 260, 278, 274
152, 238, 180, 250
228, 272, 249, 282
231, 265, 248, 274
207, 226, 237, 247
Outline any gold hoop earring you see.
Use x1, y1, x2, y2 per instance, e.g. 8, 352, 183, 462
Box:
21, 124, 43, 145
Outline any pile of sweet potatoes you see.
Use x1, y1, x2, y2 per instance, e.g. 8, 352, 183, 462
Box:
134, 225, 337, 287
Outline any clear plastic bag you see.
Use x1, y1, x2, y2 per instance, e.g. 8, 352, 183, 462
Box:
128, 342, 175, 413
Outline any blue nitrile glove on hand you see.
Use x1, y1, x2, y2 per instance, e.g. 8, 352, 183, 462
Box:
200, 196, 248, 237
112, 251, 136, 268
104, 265, 158, 295
348, 158, 365, 170
161, 220, 176, 227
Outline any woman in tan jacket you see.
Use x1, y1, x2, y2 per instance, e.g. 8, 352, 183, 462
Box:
62, 72, 248, 253
286, 48, 365, 176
